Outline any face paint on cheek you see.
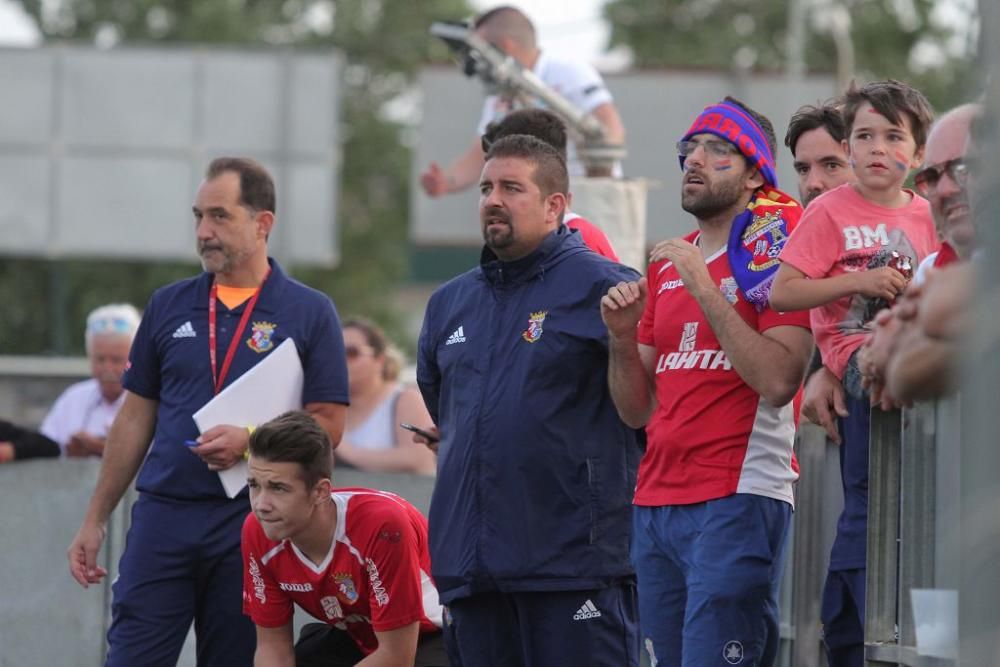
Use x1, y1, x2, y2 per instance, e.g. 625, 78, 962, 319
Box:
893, 150, 909, 171
713, 158, 733, 171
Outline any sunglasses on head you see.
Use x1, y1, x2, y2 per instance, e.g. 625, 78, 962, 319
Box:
87, 317, 134, 335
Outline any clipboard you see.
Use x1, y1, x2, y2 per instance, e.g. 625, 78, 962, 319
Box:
193, 338, 304, 497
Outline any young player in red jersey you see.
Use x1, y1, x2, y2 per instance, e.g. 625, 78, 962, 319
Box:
242, 411, 446, 667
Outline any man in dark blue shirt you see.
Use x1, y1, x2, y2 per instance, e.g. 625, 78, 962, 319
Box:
417, 135, 642, 666
67, 157, 349, 666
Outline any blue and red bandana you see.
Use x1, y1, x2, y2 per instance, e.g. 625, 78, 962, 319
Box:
679, 100, 777, 187
680, 101, 799, 310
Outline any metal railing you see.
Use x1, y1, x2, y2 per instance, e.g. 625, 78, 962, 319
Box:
786, 423, 844, 667
864, 399, 959, 666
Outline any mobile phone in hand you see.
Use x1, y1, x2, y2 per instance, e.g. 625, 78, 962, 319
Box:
400, 423, 440, 443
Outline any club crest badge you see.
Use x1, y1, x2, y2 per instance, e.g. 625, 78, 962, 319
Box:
246, 321, 276, 353
742, 210, 788, 272
522, 310, 548, 343
719, 277, 739, 305
333, 573, 358, 604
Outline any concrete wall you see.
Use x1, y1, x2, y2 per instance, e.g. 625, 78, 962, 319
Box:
0, 355, 90, 428
0, 460, 133, 666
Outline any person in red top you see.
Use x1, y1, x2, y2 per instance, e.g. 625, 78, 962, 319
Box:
242, 411, 446, 667
481, 108, 620, 261
602, 97, 812, 667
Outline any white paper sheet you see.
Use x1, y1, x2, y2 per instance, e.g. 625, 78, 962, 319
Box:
193, 338, 304, 497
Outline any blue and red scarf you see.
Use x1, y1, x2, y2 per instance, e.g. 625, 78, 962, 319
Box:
680, 101, 801, 310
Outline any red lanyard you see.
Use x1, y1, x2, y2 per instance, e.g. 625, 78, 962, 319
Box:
208, 269, 270, 395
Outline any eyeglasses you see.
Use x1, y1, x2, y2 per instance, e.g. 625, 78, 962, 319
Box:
345, 345, 374, 360
913, 158, 972, 195
676, 139, 740, 160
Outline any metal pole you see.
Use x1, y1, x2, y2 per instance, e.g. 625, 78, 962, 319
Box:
791, 425, 832, 667
785, 0, 807, 83
865, 408, 901, 666
47, 47, 68, 355
828, 3, 855, 92
897, 403, 937, 649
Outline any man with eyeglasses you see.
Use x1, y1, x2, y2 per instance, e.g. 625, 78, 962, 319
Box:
0, 303, 141, 463
912, 103, 980, 276
859, 103, 981, 405
601, 97, 812, 666
420, 5, 625, 197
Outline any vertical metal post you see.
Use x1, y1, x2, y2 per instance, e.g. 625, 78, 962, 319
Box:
791, 425, 830, 667
865, 408, 901, 665
933, 397, 961, 593
274, 49, 294, 271
47, 47, 68, 355
784, 0, 807, 83
828, 3, 855, 93
896, 404, 937, 648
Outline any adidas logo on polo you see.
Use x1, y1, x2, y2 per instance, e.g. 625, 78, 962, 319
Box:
445, 326, 466, 346
172, 321, 196, 338
573, 599, 602, 621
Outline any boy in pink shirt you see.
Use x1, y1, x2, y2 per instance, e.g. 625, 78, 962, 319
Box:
769, 80, 936, 667
772, 81, 937, 385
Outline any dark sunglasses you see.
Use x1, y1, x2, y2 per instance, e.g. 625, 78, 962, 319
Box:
913, 158, 972, 196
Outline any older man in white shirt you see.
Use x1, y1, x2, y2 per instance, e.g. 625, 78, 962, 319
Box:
0, 303, 140, 462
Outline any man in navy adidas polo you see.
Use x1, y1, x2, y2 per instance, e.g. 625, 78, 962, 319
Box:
417, 135, 642, 666
67, 157, 349, 666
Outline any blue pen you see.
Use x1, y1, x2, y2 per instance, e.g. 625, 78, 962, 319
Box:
185, 439, 199, 447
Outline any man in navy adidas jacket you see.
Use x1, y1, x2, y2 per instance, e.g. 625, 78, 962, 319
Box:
417, 134, 642, 666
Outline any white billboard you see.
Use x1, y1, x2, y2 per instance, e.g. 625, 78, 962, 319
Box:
0, 45, 342, 265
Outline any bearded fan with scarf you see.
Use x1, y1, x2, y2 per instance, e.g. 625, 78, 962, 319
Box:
600, 97, 815, 667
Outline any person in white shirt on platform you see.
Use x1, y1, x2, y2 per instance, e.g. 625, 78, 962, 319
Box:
420, 5, 625, 197
0, 303, 140, 463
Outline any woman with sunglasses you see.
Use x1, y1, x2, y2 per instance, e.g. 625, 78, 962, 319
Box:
334, 318, 437, 475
